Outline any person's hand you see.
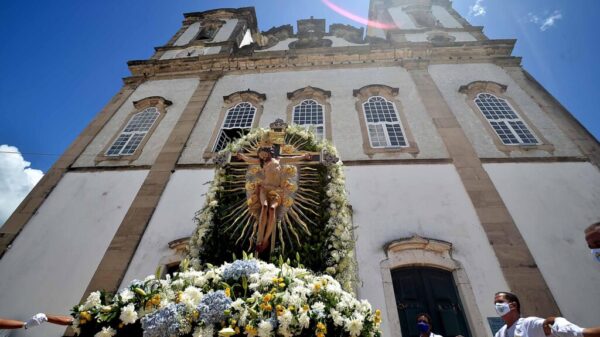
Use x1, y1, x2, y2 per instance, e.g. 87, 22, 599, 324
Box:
24, 313, 47, 329
304, 153, 311, 160
551, 317, 584, 337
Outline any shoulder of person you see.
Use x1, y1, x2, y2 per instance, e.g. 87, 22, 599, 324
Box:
495, 324, 508, 337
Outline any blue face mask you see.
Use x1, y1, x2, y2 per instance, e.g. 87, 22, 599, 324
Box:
592, 248, 600, 263
417, 322, 430, 333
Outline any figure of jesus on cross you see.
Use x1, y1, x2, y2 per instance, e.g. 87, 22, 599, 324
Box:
236, 147, 311, 252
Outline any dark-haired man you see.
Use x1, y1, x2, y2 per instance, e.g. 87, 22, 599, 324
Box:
585, 222, 600, 263
494, 292, 600, 337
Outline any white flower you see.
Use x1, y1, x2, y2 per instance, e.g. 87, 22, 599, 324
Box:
144, 275, 156, 282
209, 200, 218, 207
181, 286, 203, 306
346, 318, 364, 337
119, 303, 138, 325
330, 309, 345, 326
82, 291, 102, 310
311, 301, 326, 317
257, 320, 273, 337
278, 310, 293, 328
230, 298, 245, 311
119, 289, 135, 302
94, 326, 116, 337
298, 313, 310, 329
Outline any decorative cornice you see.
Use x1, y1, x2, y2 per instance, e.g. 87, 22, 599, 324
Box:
287, 86, 331, 99
458, 80, 508, 94
353, 84, 399, 97
384, 235, 453, 256
223, 89, 266, 103
125, 39, 518, 80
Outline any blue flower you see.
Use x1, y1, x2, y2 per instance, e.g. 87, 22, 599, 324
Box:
141, 303, 188, 337
197, 290, 232, 325
222, 260, 259, 281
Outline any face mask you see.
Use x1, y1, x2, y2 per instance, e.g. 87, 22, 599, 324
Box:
592, 248, 600, 263
495, 303, 511, 316
417, 322, 430, 333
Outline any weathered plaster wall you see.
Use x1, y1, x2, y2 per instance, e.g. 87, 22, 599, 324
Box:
256, 36, 364, 52
428, 63, 582, 158
213, 19, 238, 43
179, 67, 448, 163
73, 78, 199, 168
484, 162, 600, 326
388, 6, 417, 29
405, 31, 476, 42
346, 164, 508, 337
159, 46, 221, 60
121, 169, 213, 286
0, 171, 147, 337
174, 22, 201, 46
432, 5, 463, 28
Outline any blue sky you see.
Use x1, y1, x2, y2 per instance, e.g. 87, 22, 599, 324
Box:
0, 0, 598, 174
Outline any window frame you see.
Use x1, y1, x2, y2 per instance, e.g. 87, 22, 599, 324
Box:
203, 90, 265, 159
474, 92, 539, 146
212, 101, 257, 152
97, 96, 172, 163
362, 96, 409, 149
353, 84, 419, 155
459, 81, 553, 154
286, 86, 333, 142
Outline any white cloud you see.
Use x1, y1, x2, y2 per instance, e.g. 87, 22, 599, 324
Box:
469, 0, 486, 17
0, 145, 44, 225
528, 10, 562, 31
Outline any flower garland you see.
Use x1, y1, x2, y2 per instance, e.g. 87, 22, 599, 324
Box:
188, 125, 358, 293
72, 259, 382, 337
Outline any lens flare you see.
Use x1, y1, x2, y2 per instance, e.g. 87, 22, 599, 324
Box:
321, 0, 397, 30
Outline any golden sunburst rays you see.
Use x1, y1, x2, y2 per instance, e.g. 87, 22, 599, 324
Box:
219, 133, 325, 253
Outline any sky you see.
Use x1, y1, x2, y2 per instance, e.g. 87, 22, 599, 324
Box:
0, 0, 599, 224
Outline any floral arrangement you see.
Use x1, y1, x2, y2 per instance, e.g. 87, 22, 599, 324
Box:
71, 258, 382, 337
188, 125, 358, 293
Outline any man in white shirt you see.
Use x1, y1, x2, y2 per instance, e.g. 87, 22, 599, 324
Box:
493, 292, 600, 337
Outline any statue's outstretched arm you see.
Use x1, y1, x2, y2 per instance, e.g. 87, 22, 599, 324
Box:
236, 153, 259, 164
280, 153, 312, 163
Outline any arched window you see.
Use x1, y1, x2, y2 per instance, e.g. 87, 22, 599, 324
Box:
106, 107, 160, 156
363, 96, 407, 148
292, 99, 325, 139
474, 93, 539, 145
213, 102, 257, 152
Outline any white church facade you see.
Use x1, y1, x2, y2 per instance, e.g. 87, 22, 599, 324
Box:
1, 1, 599, 337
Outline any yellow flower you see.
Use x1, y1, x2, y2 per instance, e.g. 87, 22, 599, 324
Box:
193, 310, 200, 320
150, 294, 161, 305
283, 165, 297, 175
225, 288, 231, 298
303, 304, 310, 312
279, 282, 286, 288
80, 311, 92, 321
245, 325, 257, 334
175, 291, 183, 303
313, 283, 321, 292
249, 166, 261, 175
263, 293, 272, 303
